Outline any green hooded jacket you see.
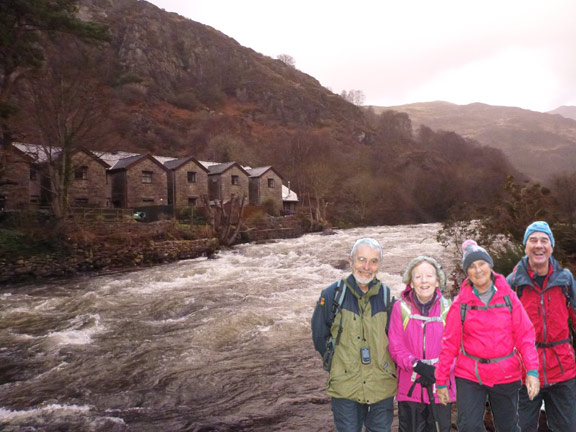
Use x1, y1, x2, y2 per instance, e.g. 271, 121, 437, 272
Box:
312, 275, 398, 403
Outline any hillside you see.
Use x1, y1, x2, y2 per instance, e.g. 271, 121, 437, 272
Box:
371, 102, 576, 184
4, 0, 520, 226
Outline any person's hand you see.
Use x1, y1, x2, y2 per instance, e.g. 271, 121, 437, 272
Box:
526, 375, 540, 400
416, 375, 435, 388
413, 361, 436, 382
436, 387, 450, 405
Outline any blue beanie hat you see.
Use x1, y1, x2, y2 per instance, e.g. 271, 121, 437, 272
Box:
523, 221, 555, 247
461, 239, 493, 273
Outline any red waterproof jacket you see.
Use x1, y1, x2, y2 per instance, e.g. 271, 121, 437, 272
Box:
436, 273, 538, 388
507, 256, 576, 386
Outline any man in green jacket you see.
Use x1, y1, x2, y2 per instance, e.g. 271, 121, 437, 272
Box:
312, 238, 398, 432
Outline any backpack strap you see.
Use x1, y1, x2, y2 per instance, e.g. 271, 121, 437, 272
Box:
379, 283, 396, 334
440, 296, 452, 324
330, 280, 346, 324
331, 280, 347, 346
322, 280, 346, 371
400, 298, 449, 330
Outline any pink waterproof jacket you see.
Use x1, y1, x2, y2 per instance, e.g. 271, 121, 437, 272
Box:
388, 286, 456, 403
436, 273, 538, 388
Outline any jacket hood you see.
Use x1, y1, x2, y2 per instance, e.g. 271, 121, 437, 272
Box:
400, 284, 413, 301
511, 256, 571, 287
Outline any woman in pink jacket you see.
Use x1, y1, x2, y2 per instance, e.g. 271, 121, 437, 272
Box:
436, 240, 540, 432
388, 256, 455, 432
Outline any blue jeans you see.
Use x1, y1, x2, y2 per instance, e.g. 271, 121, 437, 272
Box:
331, 397, 394, 432
455, 377, 521, 432
518, 377, 576, 432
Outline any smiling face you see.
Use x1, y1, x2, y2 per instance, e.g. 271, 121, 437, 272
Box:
525, 232, 553, 275
349, 244, 381, 291
467, 260, 493, 292
410, 261, 438, 303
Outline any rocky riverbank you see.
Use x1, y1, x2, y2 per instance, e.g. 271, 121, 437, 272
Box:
0, 219, 306, 285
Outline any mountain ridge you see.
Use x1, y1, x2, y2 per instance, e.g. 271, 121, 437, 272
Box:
370, 101, 576, 183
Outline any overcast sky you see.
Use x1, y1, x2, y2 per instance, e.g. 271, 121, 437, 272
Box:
146, 0, 576, 112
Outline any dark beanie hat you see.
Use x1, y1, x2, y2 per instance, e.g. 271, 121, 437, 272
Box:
461, 239, 493, 273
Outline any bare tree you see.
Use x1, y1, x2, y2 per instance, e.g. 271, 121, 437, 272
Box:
201, 194, 247, 246
20, 49, 114, 221
340, 89, 365, 106
276, 54, 296, 68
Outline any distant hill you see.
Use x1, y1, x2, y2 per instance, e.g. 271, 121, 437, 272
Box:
548, 105, 576, 121
370, 102, 576, 184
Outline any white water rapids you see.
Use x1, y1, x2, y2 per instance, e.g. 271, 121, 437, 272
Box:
0, 223, 456, 431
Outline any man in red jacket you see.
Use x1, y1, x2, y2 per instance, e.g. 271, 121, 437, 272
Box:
507, 221, 576, 432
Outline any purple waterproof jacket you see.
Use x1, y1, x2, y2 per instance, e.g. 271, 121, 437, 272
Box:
388, 285, 456, 403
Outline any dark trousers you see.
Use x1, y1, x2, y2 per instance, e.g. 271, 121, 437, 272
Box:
331, 397, 394, 432
398, 400, 453, 432
518, 377, 576, 432
455, 377, 521, 432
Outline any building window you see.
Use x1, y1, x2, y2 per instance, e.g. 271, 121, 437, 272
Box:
231, 175, 239, 185
188, 197, 198, 206
142, 198, 155, 204
267, 178, 275, 188
30, 168, 38, 181
75, 166, 88, 180
187, 171, 197, 183
142, 171, 153, 183
30, 195, 40, 204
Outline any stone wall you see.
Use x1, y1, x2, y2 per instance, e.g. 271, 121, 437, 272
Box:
239, 227, 303, 243
0, 238, 219, 285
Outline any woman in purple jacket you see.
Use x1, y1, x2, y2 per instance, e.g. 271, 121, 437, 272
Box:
388, 256, 455, 432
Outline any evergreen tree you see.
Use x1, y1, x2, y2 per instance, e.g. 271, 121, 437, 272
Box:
0, 0, 109, 144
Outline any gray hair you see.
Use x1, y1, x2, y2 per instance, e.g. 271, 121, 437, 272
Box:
350, 238, 383, 262
402, 256, 446, 289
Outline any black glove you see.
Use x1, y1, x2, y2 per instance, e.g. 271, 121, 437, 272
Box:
413, 361, 436, 383
416, 375, 434, 388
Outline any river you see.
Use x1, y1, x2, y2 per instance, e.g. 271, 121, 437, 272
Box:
0, 223, 455, 432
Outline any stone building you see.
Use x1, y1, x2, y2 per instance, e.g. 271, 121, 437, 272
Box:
2, 143, 296, 215
282, 183, 299, 215
207, 162, 250, 203
3, 143, 110, 209
246, 166, 283, 213
164, 156, 209, 208
108, 153, 168, 208
0, 144, 37, 210
66, 148, 110, 208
